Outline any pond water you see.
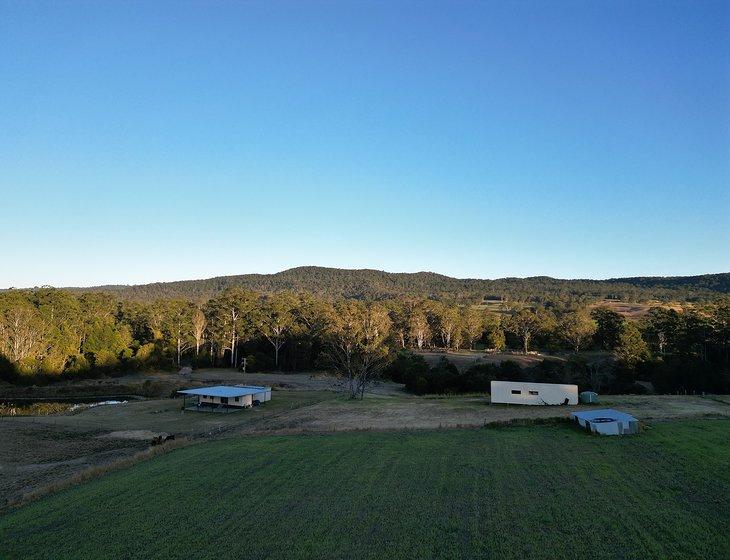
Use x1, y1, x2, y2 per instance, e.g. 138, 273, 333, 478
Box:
0, 398, 129, 417
0, 396, 135, 405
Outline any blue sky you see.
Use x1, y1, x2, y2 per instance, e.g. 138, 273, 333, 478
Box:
1, 0, 728, 288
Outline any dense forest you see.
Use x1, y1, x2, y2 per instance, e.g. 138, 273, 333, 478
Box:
49, 267, 730, 303
0, 284, 728, 396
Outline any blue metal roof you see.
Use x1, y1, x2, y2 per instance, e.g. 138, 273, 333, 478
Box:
571, 409, 637, 423
177, 385, 270, 398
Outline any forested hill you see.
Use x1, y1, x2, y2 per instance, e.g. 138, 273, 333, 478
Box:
65, 267, 730, 303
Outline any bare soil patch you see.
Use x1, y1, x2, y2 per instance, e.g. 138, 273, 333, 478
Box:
99, 430, 169, 440
0, 422, 146, 508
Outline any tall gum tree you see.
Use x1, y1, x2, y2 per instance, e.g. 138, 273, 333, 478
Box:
560, 311, 597, 353
461, 307, 486, 350
506, 308, 554, 354
160, 300, 195, 366
191, 307, 207, 358
324, 301, 391, 399
409, 309, 430, 349
258, 293, 297, 369
204, 288, 258, 367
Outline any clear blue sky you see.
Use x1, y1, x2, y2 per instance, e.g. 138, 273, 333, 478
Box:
1, 0, 728, 288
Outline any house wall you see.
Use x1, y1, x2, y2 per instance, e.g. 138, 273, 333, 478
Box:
236, 394, 253, 407
252, 390, 271, 402
198, 395, 251, 407
490, 381, 578, 406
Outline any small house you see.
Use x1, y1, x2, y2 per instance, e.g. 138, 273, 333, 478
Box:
490, 381, 578, 406
178, 385, 272, 411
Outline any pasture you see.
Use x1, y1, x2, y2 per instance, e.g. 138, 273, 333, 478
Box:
2, 366, 728, 507
1, 419, 728, 560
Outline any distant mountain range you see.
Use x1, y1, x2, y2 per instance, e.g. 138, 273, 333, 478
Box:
66, 266, 730, 303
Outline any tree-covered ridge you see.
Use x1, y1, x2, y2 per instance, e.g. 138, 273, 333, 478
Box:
60, 267, 730, 302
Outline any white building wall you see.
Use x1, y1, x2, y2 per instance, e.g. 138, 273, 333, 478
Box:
490, 381, 578, 405
198, 395, 251, 407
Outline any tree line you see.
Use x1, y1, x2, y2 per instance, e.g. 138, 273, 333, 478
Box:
0, 287, 727, 397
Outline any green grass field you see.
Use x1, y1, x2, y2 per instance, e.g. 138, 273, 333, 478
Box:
1, 420, 728, 560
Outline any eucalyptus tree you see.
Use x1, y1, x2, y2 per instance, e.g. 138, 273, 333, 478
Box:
505, 307, 554, 354
204, 287, 258, 367
31, 288, 82, 373
430, 303, 461, 349
324, 300, 391, 399
560, 310, 597, 353
644, 307, 685, 355
386, 299, 417, 349
160, 300, 196, 365
78, 292, 122, 358
0, 292, 46, 369
709, 302, 729, 361
484, 313, 506, 351
258, 292, 298, 368
676, 310, 714, 361
408, 308, 430, 349
118, 299, 155, 347
614, 321, 650, 365
590, 307, 624, 350
461, 306, 486, 350
294, 292, 335, 368
191, 307, 207, 358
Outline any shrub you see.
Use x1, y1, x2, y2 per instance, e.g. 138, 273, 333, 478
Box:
383, 351, 429, 384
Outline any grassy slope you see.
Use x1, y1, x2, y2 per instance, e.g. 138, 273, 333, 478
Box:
1, 420, 728, 560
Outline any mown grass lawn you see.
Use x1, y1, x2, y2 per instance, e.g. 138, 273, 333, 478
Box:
1, 420, 728, 560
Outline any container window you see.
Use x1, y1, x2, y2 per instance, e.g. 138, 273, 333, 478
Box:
529, 390, 539, 395
511, 390, 521, 395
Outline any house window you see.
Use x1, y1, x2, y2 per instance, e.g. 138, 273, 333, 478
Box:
511, 390, 521, 395
235, 397, 240, 402
529, 390, 539, 396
